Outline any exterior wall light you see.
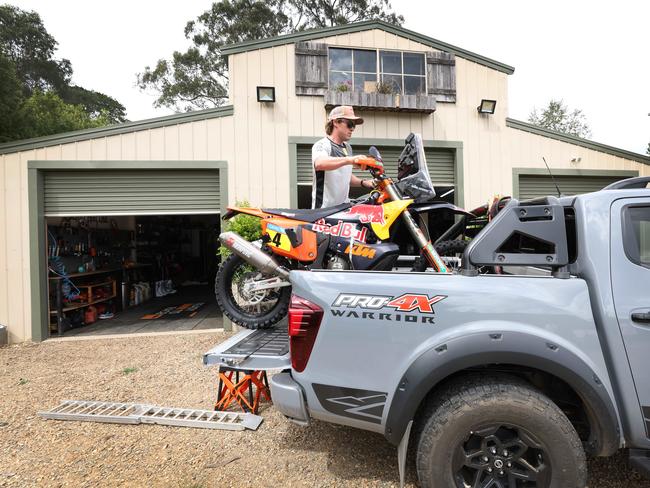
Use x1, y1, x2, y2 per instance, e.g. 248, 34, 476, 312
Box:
477, 99, 497, 114
257, 86, 276, 103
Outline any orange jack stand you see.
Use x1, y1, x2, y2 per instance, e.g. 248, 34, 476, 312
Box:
214, 368, 271, 414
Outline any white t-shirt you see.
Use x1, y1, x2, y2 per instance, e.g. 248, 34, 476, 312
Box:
311, 137, 353, 209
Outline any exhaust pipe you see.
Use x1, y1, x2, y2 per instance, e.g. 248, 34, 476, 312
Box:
219, 231, 290, 280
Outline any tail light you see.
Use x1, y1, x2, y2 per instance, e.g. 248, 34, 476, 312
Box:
288, 294, 323, 373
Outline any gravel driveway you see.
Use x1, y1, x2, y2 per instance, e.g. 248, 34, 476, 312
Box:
0, 332, 646, 487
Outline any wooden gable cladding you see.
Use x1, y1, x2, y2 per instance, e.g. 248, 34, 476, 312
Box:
427, 51, 456, 103
295, 41, 328, 96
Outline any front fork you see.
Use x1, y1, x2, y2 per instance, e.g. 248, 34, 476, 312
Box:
384, 183, 449, 273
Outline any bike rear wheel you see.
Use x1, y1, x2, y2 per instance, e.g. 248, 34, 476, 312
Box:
215, 252, 291, 329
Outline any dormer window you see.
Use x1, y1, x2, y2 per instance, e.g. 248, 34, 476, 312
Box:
329, 48, 377, 92
328, 48, 427, 95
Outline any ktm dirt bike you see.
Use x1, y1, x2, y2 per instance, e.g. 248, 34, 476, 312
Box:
216, 133, 473, 329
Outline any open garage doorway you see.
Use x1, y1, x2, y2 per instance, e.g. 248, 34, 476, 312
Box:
46, 213, 222, 337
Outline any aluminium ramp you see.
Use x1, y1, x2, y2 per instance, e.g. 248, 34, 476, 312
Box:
38, 400, 262, 431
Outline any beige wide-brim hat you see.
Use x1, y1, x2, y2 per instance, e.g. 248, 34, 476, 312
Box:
327, 105, 364, 125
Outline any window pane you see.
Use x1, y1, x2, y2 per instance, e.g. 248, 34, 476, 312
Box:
329, 48, 352, 71
404, 75, 425, 95
380, 51, 402, 74
381, 74, 402, 94
624, 206, 650, 267
329, 71, 352, 91
403, 52, 425, 75
354, 49, 376, 73
354, 72, 378, 92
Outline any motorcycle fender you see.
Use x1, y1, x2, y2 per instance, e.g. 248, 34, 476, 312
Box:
371, 200, 413, 240
222, 206, 272, 220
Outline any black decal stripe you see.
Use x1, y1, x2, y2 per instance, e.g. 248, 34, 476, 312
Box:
312, 383, 387, 424
314, 170, 325, 208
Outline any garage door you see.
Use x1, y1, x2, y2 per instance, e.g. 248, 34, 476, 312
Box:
43, 170, 221, 216
517, 174, 630, 200
297, 144, 455, 185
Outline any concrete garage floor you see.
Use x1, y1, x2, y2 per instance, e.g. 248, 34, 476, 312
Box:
61, 284, 223, 337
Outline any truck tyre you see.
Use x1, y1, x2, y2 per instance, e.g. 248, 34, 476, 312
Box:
412, 239, 469, 272
415, 375, 587, 488
215, 252, 291, 329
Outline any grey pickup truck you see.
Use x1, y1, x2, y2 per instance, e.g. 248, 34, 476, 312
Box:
265, 176, 650, 488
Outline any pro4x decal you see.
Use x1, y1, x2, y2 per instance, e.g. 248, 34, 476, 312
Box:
312, 384, 387, 424
331, 293, 447, 324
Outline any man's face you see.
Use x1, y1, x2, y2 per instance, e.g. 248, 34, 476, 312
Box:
333, 118, 356, 141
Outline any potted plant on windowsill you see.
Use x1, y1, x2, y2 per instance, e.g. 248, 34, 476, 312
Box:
324, 81, 435, 113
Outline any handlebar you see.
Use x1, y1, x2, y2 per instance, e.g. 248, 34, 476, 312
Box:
355, 157, 385, 175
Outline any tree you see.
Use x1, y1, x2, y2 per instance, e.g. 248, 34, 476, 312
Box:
18, 91, 110, 139
646, 142, 649, 156
0, 52, 23, 142
528, 99, 592, 139
138, 0, 404, 111
0, 4, 126, 142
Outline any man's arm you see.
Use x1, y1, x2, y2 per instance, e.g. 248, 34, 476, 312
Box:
350, 174, 373, 189
314, 155, 361, 171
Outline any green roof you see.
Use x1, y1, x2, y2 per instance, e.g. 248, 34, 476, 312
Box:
506, 118, 650, 166
220, 20, 515, 75
0, 105, 234, 156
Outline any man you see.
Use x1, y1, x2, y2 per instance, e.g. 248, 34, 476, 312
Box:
311, 105, 375, 208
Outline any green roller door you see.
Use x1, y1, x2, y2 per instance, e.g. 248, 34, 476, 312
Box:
297, 144, 455, 185
43, 169, 221, 216
517, 174, 630, 200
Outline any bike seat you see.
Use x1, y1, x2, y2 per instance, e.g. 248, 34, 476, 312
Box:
261, 202, 352, 223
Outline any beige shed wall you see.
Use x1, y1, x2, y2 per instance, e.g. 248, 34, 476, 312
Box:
0, 116, 234, 343
228, 28, 648, 210
228, 28, 509, 208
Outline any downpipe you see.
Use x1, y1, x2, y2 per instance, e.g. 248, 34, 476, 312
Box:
219, 231, 291, 280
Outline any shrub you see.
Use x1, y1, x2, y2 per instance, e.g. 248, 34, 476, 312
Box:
218, 201, 262, 260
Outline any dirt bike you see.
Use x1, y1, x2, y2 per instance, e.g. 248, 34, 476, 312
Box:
216, 133, 474, 329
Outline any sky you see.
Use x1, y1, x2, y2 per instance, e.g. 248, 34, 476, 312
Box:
8, 0, 650, 154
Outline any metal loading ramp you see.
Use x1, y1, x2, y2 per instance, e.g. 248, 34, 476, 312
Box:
39, 400, 263, 431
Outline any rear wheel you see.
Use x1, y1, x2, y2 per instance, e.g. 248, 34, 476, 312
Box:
215, 252, 291, 329
415, 375, 586, 488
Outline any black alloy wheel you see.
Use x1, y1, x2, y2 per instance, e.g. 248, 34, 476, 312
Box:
453, 424, 550, 487
415, 375, 586, 488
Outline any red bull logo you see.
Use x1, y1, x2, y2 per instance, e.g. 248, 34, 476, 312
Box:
311, 219, 368, 243
347, 204, 386, 225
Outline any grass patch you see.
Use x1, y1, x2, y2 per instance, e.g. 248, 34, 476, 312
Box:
122, 367, 138, 375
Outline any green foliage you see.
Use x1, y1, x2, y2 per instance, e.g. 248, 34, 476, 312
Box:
218, 201, 262, 259
375, 80, 395, 94
334, 80, 352, 92
18, 91, 111, 139
18, 378, 29, 385
0, 4, 70, 94
0, 4, 126, 142
122, 366, 138, 375
138, 0, 404, 111
0, 52, 23, 142
528, 99, 592, 139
